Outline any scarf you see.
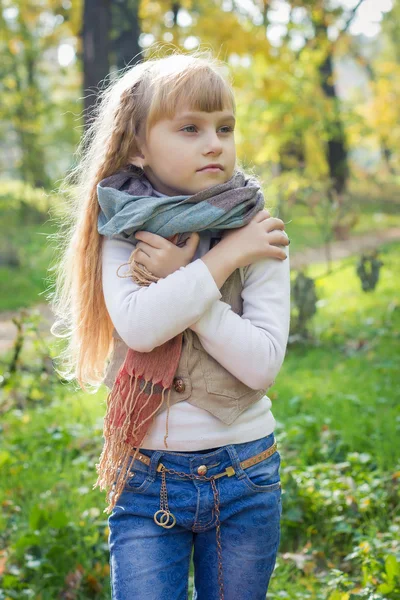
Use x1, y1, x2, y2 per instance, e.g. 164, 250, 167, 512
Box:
94, 165, 265, 513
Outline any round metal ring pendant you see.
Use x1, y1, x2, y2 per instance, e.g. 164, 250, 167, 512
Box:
154, 509, 176, 529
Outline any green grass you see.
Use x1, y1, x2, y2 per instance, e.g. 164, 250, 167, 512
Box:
275, 241, 400, 472
0, 242, 399, 598
0, 221, 57, 311
283, 198, 400, 254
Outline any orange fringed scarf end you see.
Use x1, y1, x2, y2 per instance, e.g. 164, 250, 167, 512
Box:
93, 333, 182, 514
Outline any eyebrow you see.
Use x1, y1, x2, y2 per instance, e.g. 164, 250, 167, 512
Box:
174, 112, 236, 124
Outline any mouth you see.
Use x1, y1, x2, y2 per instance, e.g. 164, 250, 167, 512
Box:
197, 165, 224, 172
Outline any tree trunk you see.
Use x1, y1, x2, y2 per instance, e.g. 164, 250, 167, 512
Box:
319, 48, 349, 194
82, 0, 111, 128
313, 14, 349, 195
111, 0, 142, 71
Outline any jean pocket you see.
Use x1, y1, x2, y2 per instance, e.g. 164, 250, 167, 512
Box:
240, 447, 282, 493
115, 460, 153, 494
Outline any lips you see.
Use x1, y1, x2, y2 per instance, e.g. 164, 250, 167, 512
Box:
198, 165, 224, 171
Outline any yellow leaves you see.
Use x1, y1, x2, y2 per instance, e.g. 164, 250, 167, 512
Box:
304, 131, 329, 178
254, 139, 279, 165
94, 561, 110, 577
262, 77, 291, 103
2, 76, 17, 91
358, 63, 400, 147
377, 61, 400, 77
180, 0, 194, 9
359, 498, 371, 511
8, 39, 22, 55
328, 592, 350, 600
359, 540, 371, 553
139, 0, 164, 21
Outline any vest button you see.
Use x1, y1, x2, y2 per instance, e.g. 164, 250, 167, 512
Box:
173, 377, 185, 393
197, 465, 208, 475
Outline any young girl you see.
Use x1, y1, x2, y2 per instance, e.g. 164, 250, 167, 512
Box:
51, 50, 290, 600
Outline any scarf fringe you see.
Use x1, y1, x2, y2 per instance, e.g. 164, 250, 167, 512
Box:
95, 245, 184, 514
93, 375, 173, 514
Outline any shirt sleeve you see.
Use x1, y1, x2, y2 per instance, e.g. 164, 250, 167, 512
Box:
101, 236, 222, 352
189, 245, 291, 390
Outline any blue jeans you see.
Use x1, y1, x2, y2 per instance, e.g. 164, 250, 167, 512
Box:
108, 432, 282, 599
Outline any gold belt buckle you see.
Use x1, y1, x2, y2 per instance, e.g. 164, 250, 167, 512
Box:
213, 466, 235, 480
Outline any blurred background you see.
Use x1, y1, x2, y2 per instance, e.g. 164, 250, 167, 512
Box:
0, 1, 399, 598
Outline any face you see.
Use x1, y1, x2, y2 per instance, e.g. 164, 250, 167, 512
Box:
131, 105, 237, 196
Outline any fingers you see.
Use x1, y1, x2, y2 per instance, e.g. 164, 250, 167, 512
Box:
134, 231, 166, 248
134, 246, 151, 260
267, 230, 290, 248
252, 209, 271, 222
267, 245, 288, 260
263, 217, 285, 232
188, 231, 200, 244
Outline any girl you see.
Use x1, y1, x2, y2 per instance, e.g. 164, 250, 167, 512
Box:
50, 50, 290, 600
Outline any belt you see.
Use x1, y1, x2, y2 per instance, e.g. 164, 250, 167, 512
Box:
132, 439, 278, 479
128, 440, 279, 600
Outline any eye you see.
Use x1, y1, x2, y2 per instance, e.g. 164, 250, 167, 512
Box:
181, 125, 235, 134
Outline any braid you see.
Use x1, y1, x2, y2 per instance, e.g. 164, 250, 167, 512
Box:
96, 84, 142, 185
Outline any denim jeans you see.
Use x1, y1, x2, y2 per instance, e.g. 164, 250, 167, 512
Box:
108, 432, 282, 600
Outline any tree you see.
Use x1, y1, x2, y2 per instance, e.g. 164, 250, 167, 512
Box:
81, 0, 111, 128
111, 0, 142, 71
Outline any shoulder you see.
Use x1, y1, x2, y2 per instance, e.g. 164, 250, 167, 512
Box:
242, 245, 290, 287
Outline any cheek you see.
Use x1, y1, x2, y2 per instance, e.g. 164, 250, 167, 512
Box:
159, 144, 194, 168
155, 139, 187, 160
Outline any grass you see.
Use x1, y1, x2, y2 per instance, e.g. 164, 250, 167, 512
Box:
283, 199, 400, 254
0, 239, 399, 598
276, 241, 400, 472
0, 221, 57, 312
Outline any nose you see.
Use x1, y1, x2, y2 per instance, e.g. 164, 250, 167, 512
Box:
203, 130, 223, 155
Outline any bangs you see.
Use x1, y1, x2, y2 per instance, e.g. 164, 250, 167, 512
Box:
145, 64, 235, 134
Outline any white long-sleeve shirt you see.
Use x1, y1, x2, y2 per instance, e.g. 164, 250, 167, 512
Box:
101, 227, 290, 451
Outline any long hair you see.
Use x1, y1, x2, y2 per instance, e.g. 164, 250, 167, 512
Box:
46, 48, 237, 392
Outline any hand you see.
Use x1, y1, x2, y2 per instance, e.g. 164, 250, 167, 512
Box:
133, 231, 200, 278
220, 209, 289, 269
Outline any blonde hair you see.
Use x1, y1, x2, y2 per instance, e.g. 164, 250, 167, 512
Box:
46, 48, 236, 392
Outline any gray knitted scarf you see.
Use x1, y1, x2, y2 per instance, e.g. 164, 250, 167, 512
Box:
97, 165, 265, 242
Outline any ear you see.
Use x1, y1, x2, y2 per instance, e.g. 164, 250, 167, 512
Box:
129, 135, 148, 168
129, 152, 146, 169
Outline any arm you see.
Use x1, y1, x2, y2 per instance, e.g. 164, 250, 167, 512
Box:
189, 245, 291, 390
102, 236, 223, 352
